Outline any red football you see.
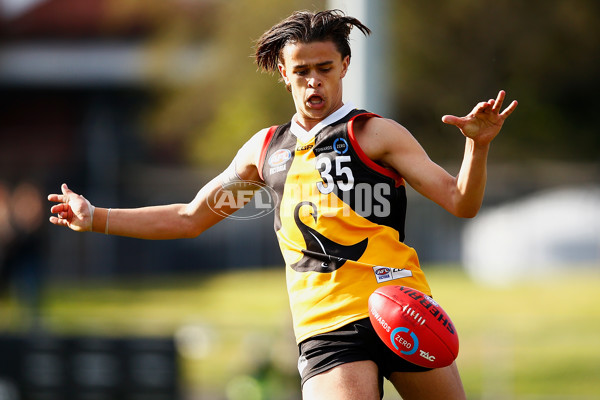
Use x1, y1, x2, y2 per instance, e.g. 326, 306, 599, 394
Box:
368, 285, 459, 368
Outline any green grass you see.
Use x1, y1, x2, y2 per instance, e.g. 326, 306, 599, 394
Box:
2, 266, 600, 399
426, 267, 600, 400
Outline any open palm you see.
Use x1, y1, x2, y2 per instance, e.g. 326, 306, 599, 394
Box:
442, 90, 518, 145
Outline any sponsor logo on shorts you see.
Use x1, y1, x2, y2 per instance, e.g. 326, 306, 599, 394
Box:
373, 266, 413, 283
297, 355, 308, 376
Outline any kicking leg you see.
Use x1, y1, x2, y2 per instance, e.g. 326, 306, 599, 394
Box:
389, 361, 466, 400
302, 360, 381, 400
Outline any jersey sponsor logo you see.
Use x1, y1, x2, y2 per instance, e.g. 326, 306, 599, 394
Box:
373, 266, 413, 283
313, 145, 333, 155
333, 137, 349, 154
296, 144, 313, 151
208, 180, 278, 220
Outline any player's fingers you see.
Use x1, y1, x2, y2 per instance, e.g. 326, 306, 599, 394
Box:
49, 184, 72, 203
473, 101, 493, 115
49, 215, 69, 227
500, 100, 518, 118
492, 90, 506, 113
50, 203, 66, 214
47, 193, 62, 202
61, 183, 74, 201
442, 115, 469, 131
441, 114, 463, 126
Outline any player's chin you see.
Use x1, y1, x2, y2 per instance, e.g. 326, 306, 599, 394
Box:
302, 105, 328, 120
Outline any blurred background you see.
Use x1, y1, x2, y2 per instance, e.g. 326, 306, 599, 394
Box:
0, 0, 598, 399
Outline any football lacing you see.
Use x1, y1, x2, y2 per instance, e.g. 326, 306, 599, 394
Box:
402, 304, 426, 325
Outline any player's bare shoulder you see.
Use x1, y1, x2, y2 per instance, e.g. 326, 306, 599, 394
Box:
352, 116, 418, 165
230, 127, 272, 182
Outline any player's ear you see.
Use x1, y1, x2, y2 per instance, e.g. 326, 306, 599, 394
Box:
340, 55, 350, 78
278, 62, 291, 92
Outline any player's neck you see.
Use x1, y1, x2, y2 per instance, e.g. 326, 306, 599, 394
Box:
294, 103, 346, 132
294, 116, 320, 132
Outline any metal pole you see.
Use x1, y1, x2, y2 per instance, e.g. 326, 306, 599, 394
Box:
327, 0, 389, 116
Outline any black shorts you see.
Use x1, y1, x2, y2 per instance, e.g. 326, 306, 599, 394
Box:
297, 318, 432, 388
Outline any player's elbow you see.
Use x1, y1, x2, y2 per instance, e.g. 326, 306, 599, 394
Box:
179, 216, 207, 238
175, 207, 203, 239
449, 189, 483, 219
181, 224, 203, 239
452, 201, 481, 219
177, 203, 221, 239
455, 208, 479, 219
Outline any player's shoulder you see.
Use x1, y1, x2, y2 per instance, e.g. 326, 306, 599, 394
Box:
237, 127, 273, 157
354, 115, 411, 137
233, 126, 280, 180
351, 115, 415, 159
249, 126, 272, 146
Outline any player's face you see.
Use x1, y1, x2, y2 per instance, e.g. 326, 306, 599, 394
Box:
278, 40, 349, 131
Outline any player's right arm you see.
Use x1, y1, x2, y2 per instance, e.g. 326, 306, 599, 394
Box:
48, 128, 268, 240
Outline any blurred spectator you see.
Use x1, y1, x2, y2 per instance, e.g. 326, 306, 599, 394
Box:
0, 182, 13, 254
0, 181, 45, 327
0, 182, 15, 289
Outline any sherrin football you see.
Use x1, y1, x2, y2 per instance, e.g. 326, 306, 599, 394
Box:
368, 285, 459, 368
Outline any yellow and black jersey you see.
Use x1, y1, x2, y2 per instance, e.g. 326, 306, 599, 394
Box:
259, 106, 431, 343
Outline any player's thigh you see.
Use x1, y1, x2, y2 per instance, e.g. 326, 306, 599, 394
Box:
302, 360, 381, 400
389, 361, 466, 400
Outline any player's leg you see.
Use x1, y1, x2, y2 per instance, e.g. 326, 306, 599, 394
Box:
389, 361, 466, 400
302, 360, 381, 400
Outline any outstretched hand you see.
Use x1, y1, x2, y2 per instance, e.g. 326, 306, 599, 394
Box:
48, 183, 94, 232
442, 90, 518, 146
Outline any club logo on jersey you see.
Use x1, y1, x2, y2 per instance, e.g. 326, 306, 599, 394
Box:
290, 201, 368, 273
208, 180, 278, 220
268, 149, 292, 175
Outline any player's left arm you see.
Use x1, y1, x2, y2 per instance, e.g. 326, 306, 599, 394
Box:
358, 90, 517, 218
438, 90, 517, 216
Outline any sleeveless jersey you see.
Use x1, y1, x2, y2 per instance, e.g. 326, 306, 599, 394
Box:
259, 108, 431, 343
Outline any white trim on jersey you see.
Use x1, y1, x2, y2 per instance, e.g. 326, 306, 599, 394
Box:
290, 103, 356, 143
